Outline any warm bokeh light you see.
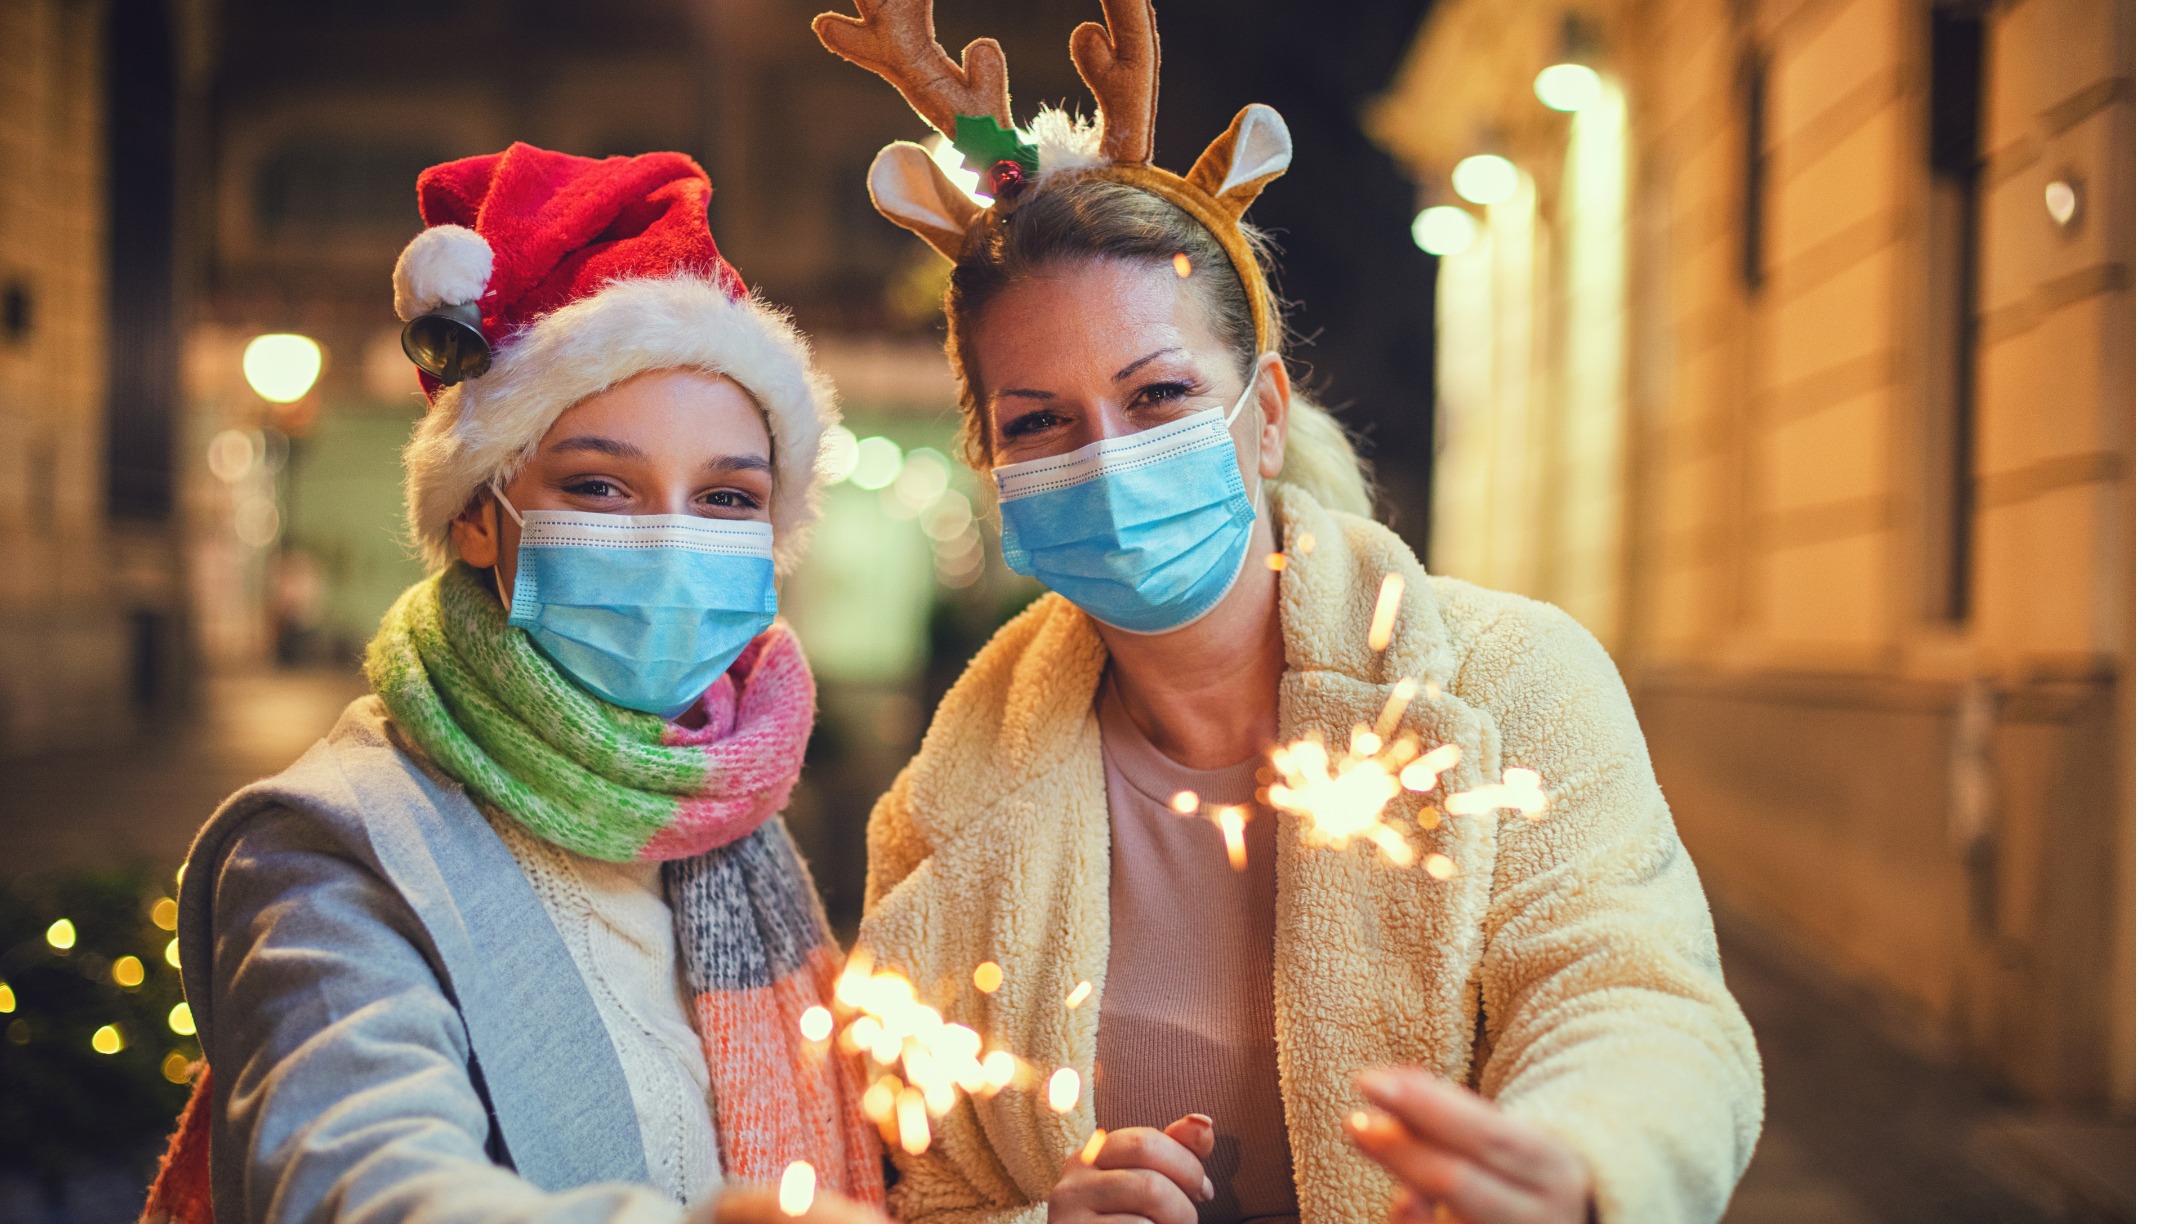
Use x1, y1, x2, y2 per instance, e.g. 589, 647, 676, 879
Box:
45, 919, 75, 951
0, 982, 13, 1012
206, 429, 255, 483
165, 938, 183, 968
850, 435, 905, 490
113, 956, 145, 988
800, 1004, 835, 1042
168, 1003, 197, 1036
162, 1052, 193, 1084
1451, 154, 1519, 206
152, 897, 179, 930
91, 1024, 123, 1055
242, 333, 324, 403
973, 962, 1004, 993
1534, 62, 1603, 111
1411, 205, 1479, 257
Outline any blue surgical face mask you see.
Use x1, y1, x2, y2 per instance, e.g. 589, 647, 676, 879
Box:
492, 488, 777, 718
992, 362, 1266, 635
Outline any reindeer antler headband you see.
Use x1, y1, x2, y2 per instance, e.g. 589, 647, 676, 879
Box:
813, 0, 1294, 348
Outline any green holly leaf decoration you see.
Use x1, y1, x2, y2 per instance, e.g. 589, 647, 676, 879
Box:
950, 115, 1040, 186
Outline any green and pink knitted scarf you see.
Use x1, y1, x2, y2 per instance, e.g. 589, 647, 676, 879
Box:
143, 566, 884, 1224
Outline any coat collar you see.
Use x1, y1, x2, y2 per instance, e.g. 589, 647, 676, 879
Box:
180, 699, 651, 1191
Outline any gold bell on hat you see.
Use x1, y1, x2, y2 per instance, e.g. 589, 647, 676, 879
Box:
402, 300, 492, 384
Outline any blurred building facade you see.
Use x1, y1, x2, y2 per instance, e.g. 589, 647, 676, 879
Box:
1373, 0, 2133, 1116
0, 0, 214, 756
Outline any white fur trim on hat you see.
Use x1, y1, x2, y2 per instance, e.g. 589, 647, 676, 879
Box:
393, 225, 495, 322
402, 274, 839, 574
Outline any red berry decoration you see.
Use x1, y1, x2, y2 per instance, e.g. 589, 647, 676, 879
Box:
989, 160, 1027, 198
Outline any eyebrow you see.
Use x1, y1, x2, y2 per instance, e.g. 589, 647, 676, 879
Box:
703, 453, 772, 475
549, 435, 769, 475
994, 348, 1185, 401
548, 435, 645, 460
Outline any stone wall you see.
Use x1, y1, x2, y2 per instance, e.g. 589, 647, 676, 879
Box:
0, 0, 127, 756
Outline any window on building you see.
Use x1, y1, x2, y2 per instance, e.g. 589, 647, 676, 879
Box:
1738, 49, 1768, 295
255, 140, 449, 236
105, 0, 179, 522
1927, 3, 1985, 623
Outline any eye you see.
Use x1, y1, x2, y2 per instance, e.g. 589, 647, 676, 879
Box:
1136, 380, 1198, 408
701, 487, 760, 512
1000, 408, 1064, 440
562, 478, 625, 500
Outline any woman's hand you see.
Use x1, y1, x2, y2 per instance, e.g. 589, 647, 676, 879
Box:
712, 1186, 893, 1224
1048, 1114, 1217, 1224
1344, 1068, 1594, 1224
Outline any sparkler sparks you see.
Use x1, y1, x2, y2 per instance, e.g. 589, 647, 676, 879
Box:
1065, 980, 1094, 1009
778, 1161, 817, 1216
1216, 807, 1250, 870
1367, 574, 1406, 651
1047, 1067, 1081, 1112
820, 952, 1026, 1154
1261, 671, 1552, 872
1080, 1128, 1109, 1165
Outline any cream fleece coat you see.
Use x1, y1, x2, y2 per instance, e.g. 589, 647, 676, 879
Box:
856, 486, 1763, 1224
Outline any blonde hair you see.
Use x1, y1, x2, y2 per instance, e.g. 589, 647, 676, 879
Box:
943, 175, 1373, 517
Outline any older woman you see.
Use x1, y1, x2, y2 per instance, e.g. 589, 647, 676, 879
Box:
144, 146, 887, 1224
814, 5, 1764, 1224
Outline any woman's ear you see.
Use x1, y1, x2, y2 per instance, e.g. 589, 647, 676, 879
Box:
449, 491, 501, 570
1253, 353, 1291, 482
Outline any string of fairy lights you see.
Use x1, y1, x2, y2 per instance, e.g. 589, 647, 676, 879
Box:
1, 866, 201, 1086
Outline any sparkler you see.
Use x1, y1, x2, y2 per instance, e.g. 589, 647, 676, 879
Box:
1252, 573, 1551, 872
778, 1161, 816, 1217
812, 952, 1028, 1155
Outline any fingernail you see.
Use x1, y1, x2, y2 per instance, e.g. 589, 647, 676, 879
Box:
1203, 1177, 1216, 1201
1186, 1113, 1213, 1128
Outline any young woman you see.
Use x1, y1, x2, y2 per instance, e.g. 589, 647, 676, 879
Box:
144, 145, 887, 1224
813, 4, 1764, 1223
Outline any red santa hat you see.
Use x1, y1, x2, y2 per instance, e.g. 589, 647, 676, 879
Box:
393, 143, 837, 572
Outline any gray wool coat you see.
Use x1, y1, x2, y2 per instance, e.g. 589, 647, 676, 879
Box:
176, 697, 708, 1224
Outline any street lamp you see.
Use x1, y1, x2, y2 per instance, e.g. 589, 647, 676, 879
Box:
1451, 155, 1519, 207
242, 333, 323, 403
1411, 205, 1479, 257
1534, 63, 1603, 112
1535, 13, 1606, 113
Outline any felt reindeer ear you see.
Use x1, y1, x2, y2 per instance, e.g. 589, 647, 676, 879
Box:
868, 141, 984, 261
1186, 104, 1293, 216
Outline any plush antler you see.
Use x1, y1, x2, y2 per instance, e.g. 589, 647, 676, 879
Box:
1070, 0, 1160, 164
813, 0, 1014, 137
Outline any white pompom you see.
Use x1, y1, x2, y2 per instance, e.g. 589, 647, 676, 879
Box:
1028, 107, 1108, 176
393, 225, 494, 321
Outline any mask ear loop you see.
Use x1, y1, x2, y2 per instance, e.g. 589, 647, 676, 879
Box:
488, 484, 524, 608
1226, 352, 1280, 536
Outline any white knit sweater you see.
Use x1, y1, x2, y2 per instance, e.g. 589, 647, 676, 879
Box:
491, 814, 728, 1205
